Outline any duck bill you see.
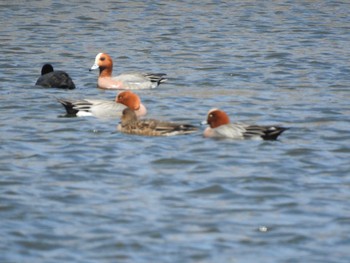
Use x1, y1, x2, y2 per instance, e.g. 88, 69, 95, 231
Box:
200, 120, 208, 126
89, 63, 99, 71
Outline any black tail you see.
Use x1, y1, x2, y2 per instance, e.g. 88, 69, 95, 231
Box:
145, 73, 167, 85
261, 126, 288, 140
57, 99, 78, 115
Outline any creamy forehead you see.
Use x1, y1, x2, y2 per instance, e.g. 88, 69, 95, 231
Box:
207, 108, 219, 115
95, 53, 103, 63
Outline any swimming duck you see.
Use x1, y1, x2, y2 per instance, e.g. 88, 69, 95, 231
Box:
58, 91, 146, 118
203, 108, 287, 140
89, 53, 167, 89
117, 108, 198, 136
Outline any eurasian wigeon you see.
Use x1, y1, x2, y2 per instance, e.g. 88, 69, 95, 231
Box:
35, 64, 76, 89
89, 53, 167, 90
58, 91, 146, 118
117, 108, 198, 136
203, 108, 287, 140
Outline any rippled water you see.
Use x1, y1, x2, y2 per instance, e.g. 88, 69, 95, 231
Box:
1, 1, 350, 262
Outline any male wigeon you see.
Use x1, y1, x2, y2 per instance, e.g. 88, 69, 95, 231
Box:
35, 64, 76, 89
117, 108, 198, 136
89, 53, 167, 90
58, 91, 146, 118
203, 108, 287, 140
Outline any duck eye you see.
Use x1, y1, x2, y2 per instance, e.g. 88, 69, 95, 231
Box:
209, 114, 213, 118
100, 57, 105, 61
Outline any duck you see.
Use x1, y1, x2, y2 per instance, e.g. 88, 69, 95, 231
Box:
117, 108, 198, 136
35, 64, 76, 89
57, 91, 146, 118
89, 53, 167, 90
202, 108, 287, 140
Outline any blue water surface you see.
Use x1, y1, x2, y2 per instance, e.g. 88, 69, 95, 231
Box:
1, 1, 350, 262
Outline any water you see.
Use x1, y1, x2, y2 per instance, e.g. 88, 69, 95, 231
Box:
1, 1, 350, 262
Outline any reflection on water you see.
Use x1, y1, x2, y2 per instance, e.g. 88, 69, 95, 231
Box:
1, 1, 350, 262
